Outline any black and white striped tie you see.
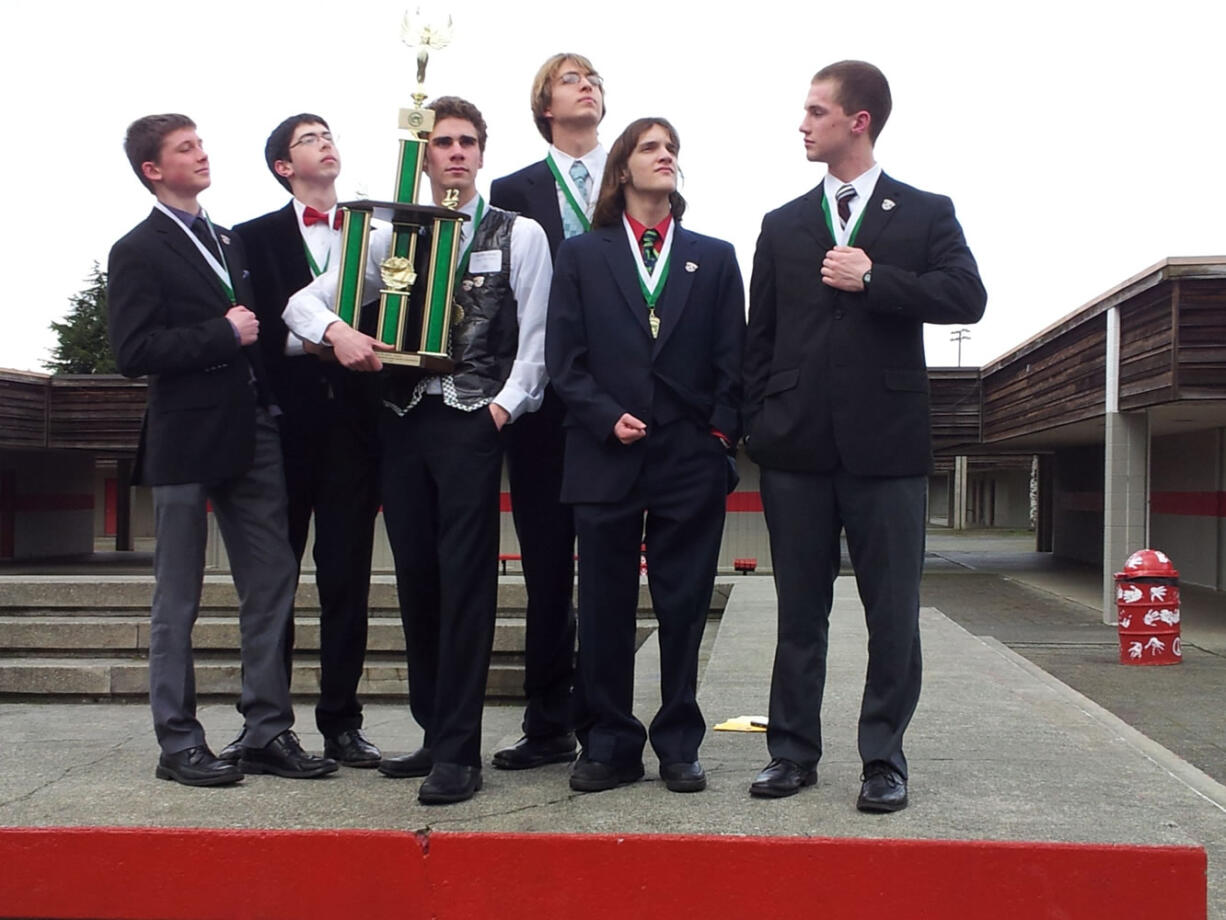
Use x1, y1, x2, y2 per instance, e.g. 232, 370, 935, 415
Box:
836, 183, 857, 229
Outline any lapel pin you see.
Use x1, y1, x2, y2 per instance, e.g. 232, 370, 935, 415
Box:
881, 199, 896, 211
685, 261, 698, 273
219, 233, 231, 245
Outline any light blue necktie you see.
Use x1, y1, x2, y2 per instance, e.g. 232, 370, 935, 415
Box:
562, 159, 591, 239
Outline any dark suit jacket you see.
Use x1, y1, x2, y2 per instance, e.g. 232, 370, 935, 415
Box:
490, 160, 566, 259
108, 207, 266, 487
743, 173, 986, 477
233, 202, 341, 422
546, 223, 745, 504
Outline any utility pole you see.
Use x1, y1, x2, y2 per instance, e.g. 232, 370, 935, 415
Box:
950, 327, 971, 367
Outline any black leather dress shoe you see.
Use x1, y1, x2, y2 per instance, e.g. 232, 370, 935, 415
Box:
217, 729, 246, 764
239, 730, 338, 779
378, 747, 433, 778
660, 761, 707, 793
569, 755, 645, 792
156, 745, 243, 787
491, 733, 578, 770
856, 763, 908, 813
324, 729, 382, 768
748, 758, 817, 798
418, 763, 482, 804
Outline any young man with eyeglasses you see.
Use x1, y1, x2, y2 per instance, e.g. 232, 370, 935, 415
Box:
286, 96, 552, 804
227, 115, 385, 770
108, 114, 337, 787
487, 52, 607, 772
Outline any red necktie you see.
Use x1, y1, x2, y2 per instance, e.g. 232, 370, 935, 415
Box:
303, 206, 342, 230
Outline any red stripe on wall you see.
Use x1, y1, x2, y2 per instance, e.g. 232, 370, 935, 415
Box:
726, 491, 764, 512
0, 828, 1206, 920
1151, 491, 1226, 517
498, 492, 766, 512
12, 493, 94, 512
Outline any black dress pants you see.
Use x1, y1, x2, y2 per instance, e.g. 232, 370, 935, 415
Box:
380, 397, 504, 767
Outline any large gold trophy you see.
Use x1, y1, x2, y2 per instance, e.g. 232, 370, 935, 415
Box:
330, 9, 465, 371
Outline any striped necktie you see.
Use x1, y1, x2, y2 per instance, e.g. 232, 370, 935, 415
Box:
836, 183, 857, 229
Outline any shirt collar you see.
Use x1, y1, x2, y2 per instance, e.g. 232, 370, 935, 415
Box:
624, 211, 672, 242
291, 197, 338, 228
163, 203, 201, 226
823, 162, 882, 203
549, 142, 607, 176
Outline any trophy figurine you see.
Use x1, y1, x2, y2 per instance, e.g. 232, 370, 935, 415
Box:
329, 7, 464, 371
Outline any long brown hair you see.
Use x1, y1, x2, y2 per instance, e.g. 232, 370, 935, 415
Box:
591, 117, 687, 229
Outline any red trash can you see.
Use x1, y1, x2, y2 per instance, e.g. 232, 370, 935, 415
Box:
1115, 549, 1181, 666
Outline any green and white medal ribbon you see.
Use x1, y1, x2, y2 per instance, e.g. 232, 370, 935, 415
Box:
453, 195, 486, 282
820, 193, 867, 246
546, 153, 591, 233
303, 240, 332, 278
154, 201, 236, 304
622, 213, 674, 339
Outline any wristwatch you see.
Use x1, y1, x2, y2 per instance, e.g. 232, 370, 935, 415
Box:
861, 268, 873, 287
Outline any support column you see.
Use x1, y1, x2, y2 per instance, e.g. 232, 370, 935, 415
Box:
1102, 306, 1149, 623
953, 455, 968, 531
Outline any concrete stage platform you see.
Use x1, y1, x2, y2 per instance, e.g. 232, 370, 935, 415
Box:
0, 576, 1220, 917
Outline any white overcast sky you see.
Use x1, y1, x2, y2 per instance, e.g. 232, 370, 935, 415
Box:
3, 0, 1223, 374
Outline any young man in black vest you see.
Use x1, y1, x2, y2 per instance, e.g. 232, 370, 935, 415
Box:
744, 61, 986, 811
229, 115, 383, 768
487, 52, 607, 771
286, 97, 552, 804
108, 114, 336, 787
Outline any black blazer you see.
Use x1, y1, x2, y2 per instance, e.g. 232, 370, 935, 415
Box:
233, 202, 340, 421
108, 207, 266, 486
743, 173, 987, 477
490, 160, 566, 260
546, 223, 745, 504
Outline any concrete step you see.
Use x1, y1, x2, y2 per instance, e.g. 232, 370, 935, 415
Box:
0, 656, 529, 699
0, 616, 535, 654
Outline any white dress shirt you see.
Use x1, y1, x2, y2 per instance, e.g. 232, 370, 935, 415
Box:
283, 194, 552, 421
549, 143, 606, 224
282, 199, 342, 356
823, 163, 882, 246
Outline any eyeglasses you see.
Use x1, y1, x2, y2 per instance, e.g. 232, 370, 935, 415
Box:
289, 131, 335, 149
558, 71, 603, 88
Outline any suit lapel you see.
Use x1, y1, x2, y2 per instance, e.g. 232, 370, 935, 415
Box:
600, 227, 653, 338
150, 208, 231, 309
850, 172, 902, 254
273, 201, 313, 286
529, 160, 566, 253
800, 186, 835, 250
652, 227, 698, 355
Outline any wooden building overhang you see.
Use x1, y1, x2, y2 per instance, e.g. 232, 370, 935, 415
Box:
979, 257, 1226, 450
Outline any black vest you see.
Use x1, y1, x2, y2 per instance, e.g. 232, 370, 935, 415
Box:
450, 207, 518, 406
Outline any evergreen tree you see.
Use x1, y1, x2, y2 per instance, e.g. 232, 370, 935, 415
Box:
46, 263, 117, 374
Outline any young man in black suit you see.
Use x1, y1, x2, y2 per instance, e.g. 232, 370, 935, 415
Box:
230, 115, 383, 768
743, 61, 986, 811
546, 117, 745, 794
487, 52, 607, 771
108, 114, 337, 786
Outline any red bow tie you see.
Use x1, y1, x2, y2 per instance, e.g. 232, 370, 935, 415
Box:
303, 206, 342, 230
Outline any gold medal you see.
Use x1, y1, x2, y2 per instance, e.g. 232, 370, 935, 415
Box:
648, 309, 660, 339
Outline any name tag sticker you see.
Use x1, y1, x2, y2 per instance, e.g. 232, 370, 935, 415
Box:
469, 250, 502, 273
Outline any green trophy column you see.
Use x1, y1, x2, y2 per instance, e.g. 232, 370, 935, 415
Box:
333, 208, 372, 328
